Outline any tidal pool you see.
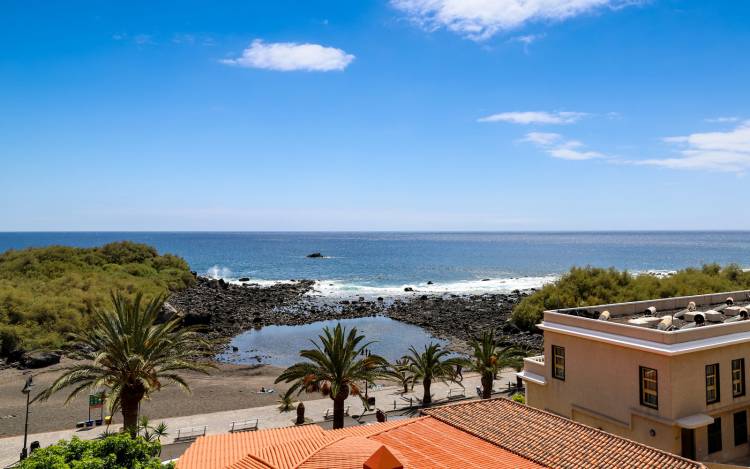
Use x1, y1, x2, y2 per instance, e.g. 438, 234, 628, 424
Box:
217, 316, 447, 367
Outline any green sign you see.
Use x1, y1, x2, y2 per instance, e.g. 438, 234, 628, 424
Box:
88, 393, 104, 408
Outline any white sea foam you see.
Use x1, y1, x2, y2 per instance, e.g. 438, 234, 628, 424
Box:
307, 275, 559, 299
206, 269, 558, 298
206, 265, 233, 279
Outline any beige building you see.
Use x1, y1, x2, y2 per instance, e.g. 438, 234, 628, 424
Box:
519, 290, 750, 465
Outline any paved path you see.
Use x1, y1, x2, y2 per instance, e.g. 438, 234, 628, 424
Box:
0, 370, 519, 467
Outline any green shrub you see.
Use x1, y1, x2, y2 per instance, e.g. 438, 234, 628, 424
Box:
511, 392, 525, 404
0, 324, 20, 356
512, 264, 750, 330
0, 242, 194, 355
16, 433, 172, 469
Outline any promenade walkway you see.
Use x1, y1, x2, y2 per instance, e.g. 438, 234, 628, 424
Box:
0, 370, 519, 467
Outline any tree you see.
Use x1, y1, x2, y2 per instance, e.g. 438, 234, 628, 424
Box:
385, 358, 414, 394
137, 416, 169, 444
37, 292, 214, 435
460, 329, 526, 399
16, 433, 170, 469
275, 323, 387, 429
277, 390, 297, 412
404, 343, 460, 406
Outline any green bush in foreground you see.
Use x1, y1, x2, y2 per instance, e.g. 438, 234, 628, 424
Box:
511, 392, 525, 404
0, 242, 194, 355
16, 433, 172, 469
512, 264, 750, 330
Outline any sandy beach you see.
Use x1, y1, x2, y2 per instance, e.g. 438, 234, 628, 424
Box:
0, 358, 306, 438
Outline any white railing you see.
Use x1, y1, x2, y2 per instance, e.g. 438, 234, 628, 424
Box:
175, 425, 206, 441
230, 418, 259, 432
526, 355, 545, 364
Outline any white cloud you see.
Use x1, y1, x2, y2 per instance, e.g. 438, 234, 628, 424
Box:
522, 132, 562, 145
511, 34, 544, 45
636, 121, 750, 172
391, 0, 642, 40
522, 132, 604, 160
508, 33, 546, 52
221, 39, 355, 72
705, 116, 740, 123
479, 111, 586, 125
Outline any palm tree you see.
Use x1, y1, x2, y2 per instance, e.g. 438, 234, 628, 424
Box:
385, 358, 414, 394
37, 292, 214, 435
461, 329, 526, 399
275, 323, 387, 429
404, 343, 459, 406
277, 389, 297, 412
138, 416, 169, 443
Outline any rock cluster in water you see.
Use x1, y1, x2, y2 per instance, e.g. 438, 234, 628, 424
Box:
167, 276, 542, 353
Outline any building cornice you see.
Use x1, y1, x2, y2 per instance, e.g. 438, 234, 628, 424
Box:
539, 322, 750, 356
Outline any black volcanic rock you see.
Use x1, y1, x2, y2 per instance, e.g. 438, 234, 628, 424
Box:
168, 276, 541, 355
306, 252, 323, 258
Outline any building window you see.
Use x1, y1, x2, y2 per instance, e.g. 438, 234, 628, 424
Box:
639, 366, 658, 409
708, 417, 722, 454
732, 359, 745, 398
734, 411, 748, 446
706, 364, 720, 404
552, 345, 565, 380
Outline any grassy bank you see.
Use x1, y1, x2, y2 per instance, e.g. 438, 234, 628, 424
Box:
0, 242, 194, 355
512, 264, 750, 330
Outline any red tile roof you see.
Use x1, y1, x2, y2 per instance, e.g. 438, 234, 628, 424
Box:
178, 417, 543, 469
423, 398, 705, 469
177, 398, 705, 469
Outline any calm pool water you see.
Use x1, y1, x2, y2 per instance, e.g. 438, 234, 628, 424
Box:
216, 316, 447, 367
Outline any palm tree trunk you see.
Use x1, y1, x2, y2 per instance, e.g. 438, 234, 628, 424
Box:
332, 395, 346, 429
121, 385, 145, 436
403, 381, 409, 394
422, 378, 432, 406
481, 373, 493, 399
516, 374, 523, 390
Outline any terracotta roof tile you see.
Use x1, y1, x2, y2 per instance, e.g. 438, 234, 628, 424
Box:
371, 415, 543, 469
423, 398, 706, 469
178, 416, 544, 469
177, 424, 326, 469
179, 399, 704, 469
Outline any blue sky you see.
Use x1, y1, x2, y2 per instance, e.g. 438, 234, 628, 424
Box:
1, 0, 749, 231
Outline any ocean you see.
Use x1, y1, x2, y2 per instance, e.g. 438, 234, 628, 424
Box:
3, 231, 750, 365
1, 231, 749, 297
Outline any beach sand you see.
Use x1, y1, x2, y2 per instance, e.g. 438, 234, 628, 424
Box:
0, 358, 303, 438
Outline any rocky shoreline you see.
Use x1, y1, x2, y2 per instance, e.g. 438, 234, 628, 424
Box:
167, 276, 542, 353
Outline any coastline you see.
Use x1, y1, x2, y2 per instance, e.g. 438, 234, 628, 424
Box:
167, 275, 542, 355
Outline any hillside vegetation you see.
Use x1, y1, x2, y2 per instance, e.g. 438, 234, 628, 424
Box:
0, 242, 194, 356
512, 264, 750, 330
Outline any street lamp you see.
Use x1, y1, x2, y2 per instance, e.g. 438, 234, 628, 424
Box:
20, 376, 33, 460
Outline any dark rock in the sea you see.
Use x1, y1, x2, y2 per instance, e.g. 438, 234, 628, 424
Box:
482, 278, 491, 282
306, 252, 323, 258
238, 277, 250, 282
377, 297, 384, 302
404, 287, 414, 292
21, 351, 61, 369
427, 281, 434, 285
